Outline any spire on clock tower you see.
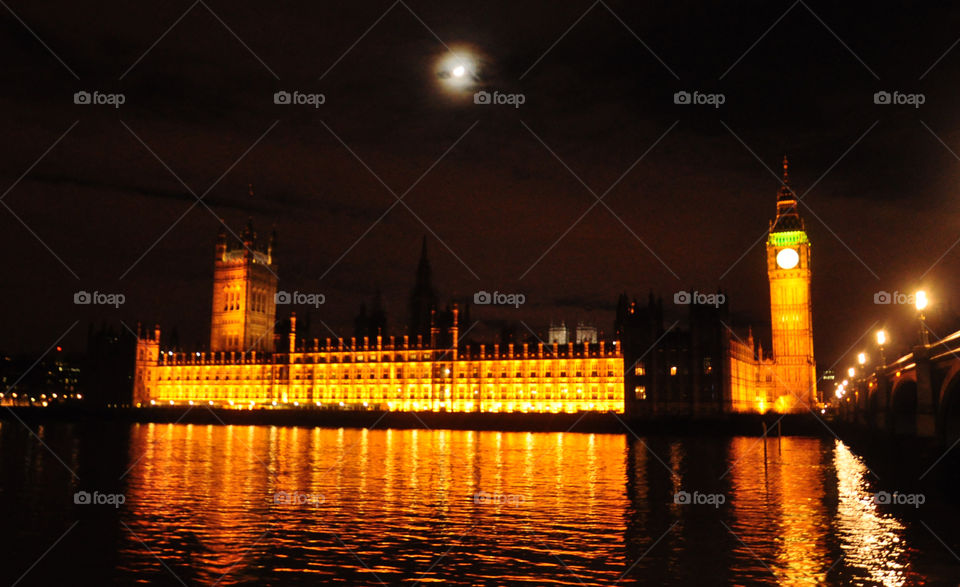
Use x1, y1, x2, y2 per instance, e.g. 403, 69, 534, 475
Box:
772, 155, 803, 232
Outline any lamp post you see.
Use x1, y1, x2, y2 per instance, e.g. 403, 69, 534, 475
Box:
876, 330, 887, 367
916, 290, 930, 346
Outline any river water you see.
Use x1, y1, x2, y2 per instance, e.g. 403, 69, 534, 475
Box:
1, 421, 958, 585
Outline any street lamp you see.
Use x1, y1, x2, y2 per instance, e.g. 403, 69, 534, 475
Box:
876, 329, 887, 366
847, 367, 856, 378
857, 352, 867, 366
916, 290, 930, 346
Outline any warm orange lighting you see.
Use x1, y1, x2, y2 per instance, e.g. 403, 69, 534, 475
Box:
876, 330, 886, 346
134, 334, 626, 413
763, 200, 816, 414
915, 290, 928, 311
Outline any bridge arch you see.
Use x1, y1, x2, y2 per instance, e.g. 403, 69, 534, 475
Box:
868, 384, 886, 429
891, 378, 918, 436
939, 368, 960, 444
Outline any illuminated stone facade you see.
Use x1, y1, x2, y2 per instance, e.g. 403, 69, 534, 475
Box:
727, 330, 776, 413
134, 224, 624, 414
766, 158, 817, 412
727, 158, 817, 413
209, 221, 277, 353
134, 160, 817, 417
134, 312, 625, 413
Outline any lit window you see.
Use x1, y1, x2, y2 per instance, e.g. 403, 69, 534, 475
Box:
670, 366, 677, 376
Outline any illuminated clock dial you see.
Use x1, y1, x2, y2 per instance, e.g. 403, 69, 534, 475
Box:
776, 247, 800, 269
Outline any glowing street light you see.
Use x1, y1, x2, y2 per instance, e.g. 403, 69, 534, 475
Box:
916, 290, 930, 346
857, 352, 867, 366
847, 367, 856, 378
876, 329, 887, 367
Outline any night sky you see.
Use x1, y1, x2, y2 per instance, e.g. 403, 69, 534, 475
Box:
3, 0, 960, 371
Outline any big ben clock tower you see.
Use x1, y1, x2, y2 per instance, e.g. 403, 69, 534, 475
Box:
766, 157, 816, 412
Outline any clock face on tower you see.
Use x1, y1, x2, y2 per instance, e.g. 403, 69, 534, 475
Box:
776, 247, 800, 269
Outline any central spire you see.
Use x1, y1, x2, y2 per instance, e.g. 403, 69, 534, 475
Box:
772, 155, 803, 232
777, 155, 795, 203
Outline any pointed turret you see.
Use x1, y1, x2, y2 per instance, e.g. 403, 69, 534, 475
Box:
772, 156, 803, 232
242, 218, 256, 260
268, 224, 277, 264
409, 236, 438, 341
215, 223, 227, 261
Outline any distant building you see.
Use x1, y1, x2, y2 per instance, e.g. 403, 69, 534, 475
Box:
548, 322, 568, 344
0, 348, 83, 406
134, 160, 816, 416
616, 293, 731, 415
83, 323, 136, 406
134, 230, 624, 413
618, 158, 817, 416
575, 322, 598, 344
408, 237, 437, 345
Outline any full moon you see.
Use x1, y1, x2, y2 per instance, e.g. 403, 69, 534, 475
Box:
435, 46, 483, 93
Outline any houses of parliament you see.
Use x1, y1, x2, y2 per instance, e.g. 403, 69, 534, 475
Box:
133, 161, 818, 415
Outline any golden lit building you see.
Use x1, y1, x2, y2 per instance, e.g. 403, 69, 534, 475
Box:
727, 157, 817, 413
134, 310, 625, 413
766, 157, 817, 412
133, 222, 624, 413
134, 161, 816, 417
210, 220, 277, 353
727, 328, 775, 413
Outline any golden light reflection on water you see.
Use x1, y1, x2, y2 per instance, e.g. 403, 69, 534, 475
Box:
833, 440, 909, 586
123, 425, 632, 585
726, 436, 832, 585
110, 426, 930, 585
